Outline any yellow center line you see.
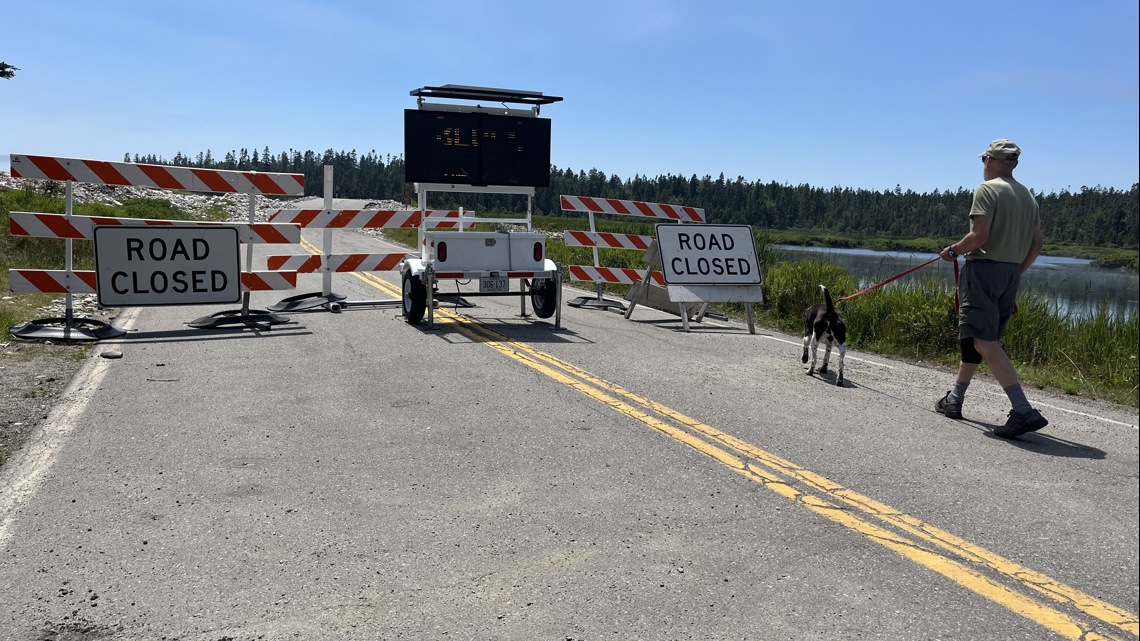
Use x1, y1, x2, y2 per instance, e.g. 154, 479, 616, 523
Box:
343, 260, 1136, 639
299, 238, 323, 255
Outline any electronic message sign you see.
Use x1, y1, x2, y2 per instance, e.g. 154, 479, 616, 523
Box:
404, 110, 551, 188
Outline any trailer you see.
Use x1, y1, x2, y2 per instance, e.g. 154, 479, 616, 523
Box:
398, 85, 564, 328
398, 187, 562, 327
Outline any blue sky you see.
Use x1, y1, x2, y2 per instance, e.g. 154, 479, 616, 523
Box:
2, 0, 1137, 196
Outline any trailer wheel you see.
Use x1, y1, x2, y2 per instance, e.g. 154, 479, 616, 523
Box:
403, 271, 427, 324
530, 277, 557, 319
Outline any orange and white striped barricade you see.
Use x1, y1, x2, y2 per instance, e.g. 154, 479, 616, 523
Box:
10, 269, 298, 295
567, 265, 665, 287
263, 165, 472, 313
8, 212, 301, 245
9, 213, 301, 323
10, 154, 305, 194
8, 154, 304, 337
561, 230, 657, 311
559, 195, 707, 319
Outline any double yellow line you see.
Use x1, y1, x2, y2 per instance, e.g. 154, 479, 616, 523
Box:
341, 251, 1137, 640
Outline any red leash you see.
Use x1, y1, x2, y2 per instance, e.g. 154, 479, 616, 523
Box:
835, 255, 1009, 317
837, 256, 941, 303
953, 257, 960, 315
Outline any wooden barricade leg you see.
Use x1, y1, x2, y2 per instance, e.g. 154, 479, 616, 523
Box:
623, 268, 655, 320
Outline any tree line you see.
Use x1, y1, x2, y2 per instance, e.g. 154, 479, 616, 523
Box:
125, 148, 1139, 249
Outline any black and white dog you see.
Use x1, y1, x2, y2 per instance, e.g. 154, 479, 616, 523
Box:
801, 284, 846, 386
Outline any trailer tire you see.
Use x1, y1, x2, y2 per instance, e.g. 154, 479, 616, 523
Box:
530, 277, 557, 319
403, 271, 427, 324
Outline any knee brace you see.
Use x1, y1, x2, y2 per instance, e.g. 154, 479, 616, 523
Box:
960, 337, 983, 364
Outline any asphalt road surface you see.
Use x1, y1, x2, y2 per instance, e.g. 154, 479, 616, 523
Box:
1, 228, 1137, 641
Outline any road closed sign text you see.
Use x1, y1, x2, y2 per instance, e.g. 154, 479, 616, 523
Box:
654, 224, 761, 285
93, 226, 241, 306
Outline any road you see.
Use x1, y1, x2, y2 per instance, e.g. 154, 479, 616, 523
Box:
1, 228, 1137, 641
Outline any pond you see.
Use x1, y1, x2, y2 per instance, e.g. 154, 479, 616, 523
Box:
774, 245, 1139, 319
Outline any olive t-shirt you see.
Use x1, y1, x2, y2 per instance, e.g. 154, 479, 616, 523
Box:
966, 177, 1040, 264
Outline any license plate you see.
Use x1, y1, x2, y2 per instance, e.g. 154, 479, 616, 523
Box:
479, 276, 509, 293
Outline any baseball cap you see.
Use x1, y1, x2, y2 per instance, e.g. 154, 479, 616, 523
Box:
979, 139, 1021, 160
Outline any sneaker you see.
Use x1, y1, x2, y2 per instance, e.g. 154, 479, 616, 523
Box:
935, 391, 963, 420
994, 409, 1049, 439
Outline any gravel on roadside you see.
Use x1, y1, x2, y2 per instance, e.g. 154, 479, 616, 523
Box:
0, 299, 120, 469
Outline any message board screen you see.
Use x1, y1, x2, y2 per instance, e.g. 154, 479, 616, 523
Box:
404, 110, 551, 187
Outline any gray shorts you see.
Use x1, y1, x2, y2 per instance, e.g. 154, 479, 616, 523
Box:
958, 260, 1021, 341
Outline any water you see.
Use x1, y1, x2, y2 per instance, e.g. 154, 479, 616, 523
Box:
774, 245, 1139, 319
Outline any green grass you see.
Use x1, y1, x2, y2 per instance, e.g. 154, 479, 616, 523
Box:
202, 202, 233, 222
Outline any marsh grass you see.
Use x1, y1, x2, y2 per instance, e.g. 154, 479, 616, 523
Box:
757, 258, 1139, 406
1004, 297, 1140, 400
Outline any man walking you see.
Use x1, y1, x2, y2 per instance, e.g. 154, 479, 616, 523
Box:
935, 139, 1047, 438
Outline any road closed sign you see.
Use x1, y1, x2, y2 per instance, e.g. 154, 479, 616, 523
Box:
93, 226, 241, 307
654, 224, 761, 285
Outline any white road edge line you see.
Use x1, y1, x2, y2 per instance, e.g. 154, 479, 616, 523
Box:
761, 334, 894, 368
1032, 401, 1138, 429
0, 307, 142, 551
763, 335, 1134, 429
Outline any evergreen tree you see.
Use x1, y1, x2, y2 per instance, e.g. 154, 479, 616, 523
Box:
121, 146, 1137, 249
